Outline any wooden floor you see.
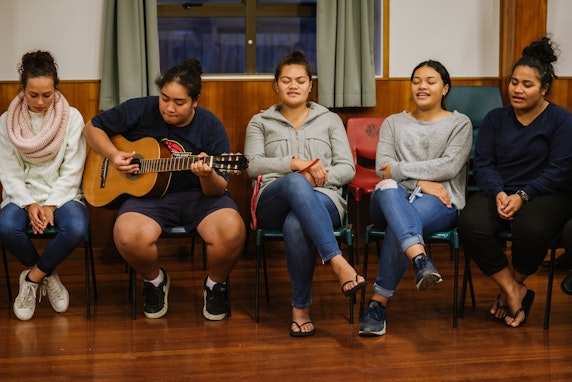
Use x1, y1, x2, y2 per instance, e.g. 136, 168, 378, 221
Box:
1, 237, 572, 381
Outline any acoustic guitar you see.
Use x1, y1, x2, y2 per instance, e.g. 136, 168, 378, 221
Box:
82, 135, 248, 208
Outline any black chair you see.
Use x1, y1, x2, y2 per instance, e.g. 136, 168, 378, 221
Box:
1, 225, 97, 319
128, 226, 230, 320
459, 230, 558, 329
361, 225, 475, 328
254, 187, 356, 323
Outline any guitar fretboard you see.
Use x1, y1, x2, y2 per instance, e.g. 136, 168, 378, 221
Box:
137, 156, 213, 173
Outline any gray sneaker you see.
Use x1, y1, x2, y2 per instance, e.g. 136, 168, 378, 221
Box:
42, 271, 69, 313
413, 255, 443, 290
14, 270, 39, 321
359, 300, 387, 336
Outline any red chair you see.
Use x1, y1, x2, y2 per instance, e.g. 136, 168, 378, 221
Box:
346, 117, 385, 263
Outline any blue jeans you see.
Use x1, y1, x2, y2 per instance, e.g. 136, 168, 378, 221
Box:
256, 173, 341, 308
369, 182, 457, 298
0, 201, 89, 274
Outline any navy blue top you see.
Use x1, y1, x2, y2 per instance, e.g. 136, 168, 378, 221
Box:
91, 96, 230, 192
474, 102, 572, 199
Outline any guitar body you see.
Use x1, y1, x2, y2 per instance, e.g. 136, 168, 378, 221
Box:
83, 136, 172, 208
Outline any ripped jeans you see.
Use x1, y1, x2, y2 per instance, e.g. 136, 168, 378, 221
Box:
369, 180, 457, 299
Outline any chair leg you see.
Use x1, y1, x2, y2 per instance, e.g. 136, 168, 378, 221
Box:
254, 243, 261, 322
130, 267, 137, 320
226, 276, 231, 317
348, 244, 354, 324
359, 240, 370, 319
89, 241, 98, 302
2, 247, 12, 303
452, 246, 458, 328
459, 253, 476, 318
355, 200, 360, 266
544, 240, 557, 329
84, 244, 91, 319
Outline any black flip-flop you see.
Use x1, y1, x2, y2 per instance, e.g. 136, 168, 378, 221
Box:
505, 289, 535, 328
489, 292, 508, 321
290, 321, 315, 337
342, 274, 367, 297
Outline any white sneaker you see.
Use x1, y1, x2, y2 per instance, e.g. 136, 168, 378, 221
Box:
14, 270, 39, 321
41, 271, 69, 313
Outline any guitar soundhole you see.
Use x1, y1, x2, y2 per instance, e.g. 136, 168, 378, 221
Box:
125, 154, 143, 181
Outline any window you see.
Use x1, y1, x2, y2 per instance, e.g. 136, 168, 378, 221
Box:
157, 0, 317, 74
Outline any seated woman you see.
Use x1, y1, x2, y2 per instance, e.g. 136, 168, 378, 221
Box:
359, 60, 472, 336
244, 50, 365, 337
0, 51, 89, 321
458, 36, 572, 328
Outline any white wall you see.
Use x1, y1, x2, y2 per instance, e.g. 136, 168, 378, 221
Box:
547, 0, 572, 76
389, 0, 500, 78
0, 0, 104, 80
0, 0, 570, 81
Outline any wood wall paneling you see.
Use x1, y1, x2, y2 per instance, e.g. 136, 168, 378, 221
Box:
2, 74, 571, 251
1, 0, 570, 252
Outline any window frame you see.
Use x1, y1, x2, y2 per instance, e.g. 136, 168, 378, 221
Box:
157, 1, 316, 73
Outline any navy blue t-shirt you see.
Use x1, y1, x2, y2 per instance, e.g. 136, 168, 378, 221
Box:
91, 96, 231, 193
474, 102, 572, 198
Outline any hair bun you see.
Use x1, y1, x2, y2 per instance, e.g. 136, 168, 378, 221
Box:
522, 36, 558, 65
181, 58, 203, 76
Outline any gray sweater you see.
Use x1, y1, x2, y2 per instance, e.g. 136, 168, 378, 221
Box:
376, 111, 472, 209
245, 102, 355, 220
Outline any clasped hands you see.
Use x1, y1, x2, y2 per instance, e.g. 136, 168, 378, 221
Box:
496, 191, 523, 220
295, 158, 328, 187
27, 203, 56, 234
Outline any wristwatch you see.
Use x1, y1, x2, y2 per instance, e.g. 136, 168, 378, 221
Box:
516, 189, 529, 203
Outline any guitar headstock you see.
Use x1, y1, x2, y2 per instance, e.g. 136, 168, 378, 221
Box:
213, 153, 249, 174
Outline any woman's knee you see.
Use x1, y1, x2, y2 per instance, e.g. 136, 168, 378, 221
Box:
282, 172, 313, 194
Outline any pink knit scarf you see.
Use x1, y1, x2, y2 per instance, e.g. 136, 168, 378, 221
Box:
6, 90, 69, 163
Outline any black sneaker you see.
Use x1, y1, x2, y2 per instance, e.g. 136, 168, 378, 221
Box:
539, 252, 572, 271
143, 268, 170, 319
203, 277, 228, 321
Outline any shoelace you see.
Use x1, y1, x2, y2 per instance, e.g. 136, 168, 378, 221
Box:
17, 282, 38, 308
143, 283, 164, 305
42, 277, 65, 303
367, 304, 385, 321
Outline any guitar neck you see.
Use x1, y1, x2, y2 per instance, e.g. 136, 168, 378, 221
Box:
137, 155, 214, 174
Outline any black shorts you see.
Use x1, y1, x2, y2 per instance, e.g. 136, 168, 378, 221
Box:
118, 189, 239, 232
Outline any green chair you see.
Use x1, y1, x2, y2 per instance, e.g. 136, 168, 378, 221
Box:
446, 86, 503, 193
254, 187, 356, 323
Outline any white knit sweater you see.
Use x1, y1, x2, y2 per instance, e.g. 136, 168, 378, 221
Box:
0, 107, 86, 208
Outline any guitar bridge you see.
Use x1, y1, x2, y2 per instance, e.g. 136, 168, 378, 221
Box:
100, 158, 109, 188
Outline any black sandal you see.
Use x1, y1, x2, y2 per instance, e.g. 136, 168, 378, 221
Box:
489, 292, 508, 321
290, 321, 315, 337
505, 289, 535, 328
341, 274, 367, 297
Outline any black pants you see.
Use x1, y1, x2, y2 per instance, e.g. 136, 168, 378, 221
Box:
459, 191, 572, 276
